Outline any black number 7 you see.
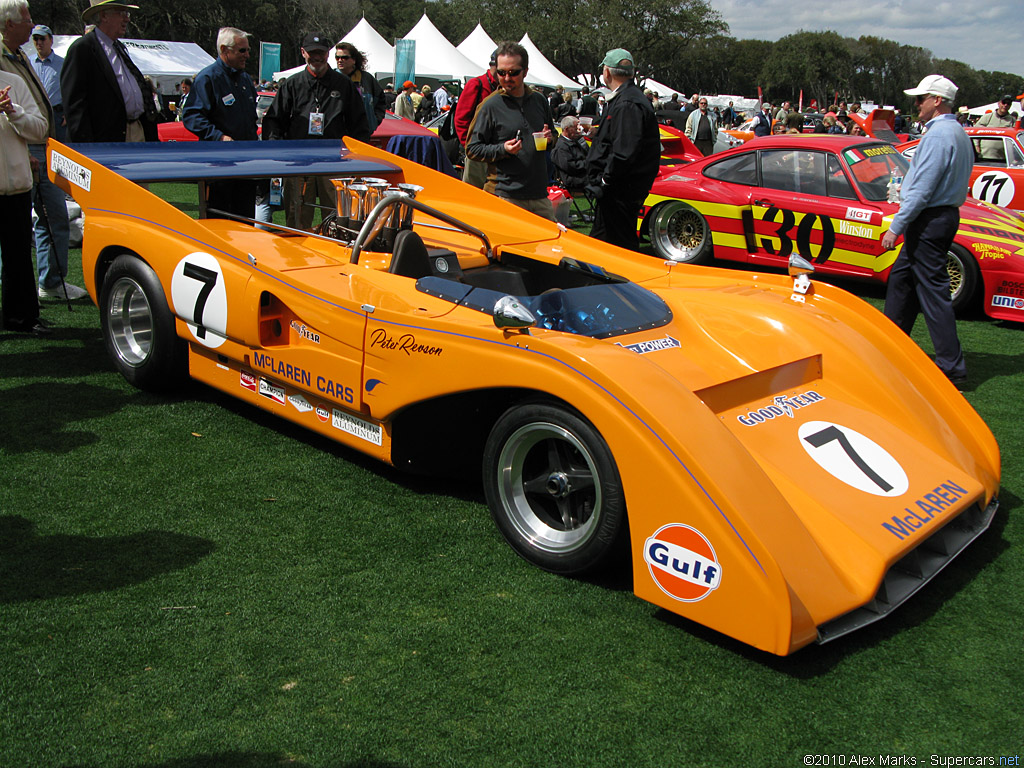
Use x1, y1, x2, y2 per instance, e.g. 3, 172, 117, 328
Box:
182, 262, 218, 339
803, 425, 894, 492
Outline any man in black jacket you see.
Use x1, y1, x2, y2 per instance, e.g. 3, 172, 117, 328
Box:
585, 48, 659, 250
551, 116, 587, 189
60, 0, 158, 142
262, 33, 369, 229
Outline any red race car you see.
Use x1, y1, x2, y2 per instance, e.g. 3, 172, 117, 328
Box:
641, 134, 1024, 322
899, 127, 1024, 211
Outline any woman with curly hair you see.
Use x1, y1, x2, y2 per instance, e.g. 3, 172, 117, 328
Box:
334, 41, 385, 131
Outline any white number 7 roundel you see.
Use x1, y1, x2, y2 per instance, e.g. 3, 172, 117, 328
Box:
170, 252, 228, 348
798, 421, 909, 497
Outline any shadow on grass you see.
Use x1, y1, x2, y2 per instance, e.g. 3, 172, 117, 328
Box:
964, 348, 1024, 388
0, 516, 215, 603
0, 381, 137, 454
653, 490, 1016, 675
70, 754, 407, 767
0, 326, 111, 379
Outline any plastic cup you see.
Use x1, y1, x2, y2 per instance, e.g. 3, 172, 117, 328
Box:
532, 132, 548, 151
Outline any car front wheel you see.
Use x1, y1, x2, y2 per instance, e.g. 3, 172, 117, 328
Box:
100, 254, 186, 391
947, 244, 980, 313
483, 403, 626, 574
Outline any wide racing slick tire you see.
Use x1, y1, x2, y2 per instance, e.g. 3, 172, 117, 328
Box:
482, 402, 626, 575
947, 244, 980, 314
648, 200, 713, 264
99, 254, 186, 392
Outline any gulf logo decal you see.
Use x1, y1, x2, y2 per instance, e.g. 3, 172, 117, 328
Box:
644, 524, 722, 602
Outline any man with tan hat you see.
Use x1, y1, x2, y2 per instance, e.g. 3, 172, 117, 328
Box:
880, 74, 972, 387
60, 0, 158, 142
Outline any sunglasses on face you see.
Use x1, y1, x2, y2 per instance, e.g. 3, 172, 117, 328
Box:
496, 68, 523, 77
336, 54, 351, 60
233, 47, 249, 53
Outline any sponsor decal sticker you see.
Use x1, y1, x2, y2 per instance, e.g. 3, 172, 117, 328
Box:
971, 242, 1011, 259
845, 207, 873, 223
998, 280, 1024, 296
644, 524, 722, 602
290, 321, 321, 344
315, 404, 330, 423
798, 421, 909, 497
288, 394, 313, 413
331, 409, 383, 445
881, 480, 969, 540
258, 377, 286, 405
838, 219, 873, 239
240, 370, 258, 392
861, 145, 896, 157
369, 328, 443, 357
618, 336, 681, 354
50, 151, 91, 191
992, 294, 1024, 309
737, 390, 824, 426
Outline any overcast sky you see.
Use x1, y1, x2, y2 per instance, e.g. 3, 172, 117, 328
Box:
715, 0, 1023, 77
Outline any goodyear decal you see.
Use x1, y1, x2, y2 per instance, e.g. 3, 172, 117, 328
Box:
618, 336, 681, 354
882, 480, 969, 540
290, 321, 321, 344
332, 409, 382, 445
737, 391, 824, 426
288, 394, 313, 413
992, 294, 1024, 310
644, 524, 722, 602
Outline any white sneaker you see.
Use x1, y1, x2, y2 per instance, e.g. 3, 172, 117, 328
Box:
39, 283, 89, 300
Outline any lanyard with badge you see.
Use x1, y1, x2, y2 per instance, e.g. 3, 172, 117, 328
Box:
309, 81, 324, 136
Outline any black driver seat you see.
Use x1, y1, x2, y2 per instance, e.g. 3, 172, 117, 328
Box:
389, 229, 431, 279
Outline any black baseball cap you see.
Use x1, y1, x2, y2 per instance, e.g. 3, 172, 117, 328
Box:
302, 34, 331, 52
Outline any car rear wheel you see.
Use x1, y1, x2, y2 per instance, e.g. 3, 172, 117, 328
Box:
649, 201, 713, 264
947, 244, 980, 313
100, 255, 186, 391
482, 402, 626, 574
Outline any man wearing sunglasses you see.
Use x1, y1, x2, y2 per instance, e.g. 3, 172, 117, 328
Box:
182, 27, 258, 218
466, 41, 555, 221
880, 75, 973, 387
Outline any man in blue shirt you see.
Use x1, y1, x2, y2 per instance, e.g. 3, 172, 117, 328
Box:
30, 25, 62, 140
183, 27, 258, 219
881, 74, 972, 386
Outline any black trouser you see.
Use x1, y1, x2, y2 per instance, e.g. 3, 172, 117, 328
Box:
1, 192, 40, 329
883, 205, 966, 379
591, 190, 645, 251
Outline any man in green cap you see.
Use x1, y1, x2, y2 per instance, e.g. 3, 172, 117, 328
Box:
585, 48, 659, 251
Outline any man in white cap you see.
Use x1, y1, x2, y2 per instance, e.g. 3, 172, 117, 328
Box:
880, 74, 972, 387
61, 0, 158, 142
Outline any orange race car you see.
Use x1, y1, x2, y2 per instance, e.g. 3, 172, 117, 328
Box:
47, 137, 1000, 656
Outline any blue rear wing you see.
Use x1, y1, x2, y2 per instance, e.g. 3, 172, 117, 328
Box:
53, 139, 401, 183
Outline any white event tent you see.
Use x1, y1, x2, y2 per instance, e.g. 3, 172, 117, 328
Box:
401, 13, 483, 82
456, 23, 496, 72
518, 33, 579, 90
338, 16, 396, 79
27, 36, 214, 94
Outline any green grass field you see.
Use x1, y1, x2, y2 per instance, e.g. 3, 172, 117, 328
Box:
1, 190, 1022, 767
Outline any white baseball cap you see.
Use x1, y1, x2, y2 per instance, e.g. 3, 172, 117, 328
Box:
904, 75, 958, 101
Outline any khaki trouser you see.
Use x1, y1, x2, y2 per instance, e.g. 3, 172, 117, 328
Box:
462, 156, 488, 189
284, 176, 337, 230
498, 195, 556, 222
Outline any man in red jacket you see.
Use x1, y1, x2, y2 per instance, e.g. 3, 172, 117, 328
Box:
453, 49, 497, 188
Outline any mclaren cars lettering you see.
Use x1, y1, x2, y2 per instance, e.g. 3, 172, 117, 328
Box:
619, 336, 681, 354
253, 351, 312, 388
50, 151, 92, 191
757, 207, 836, 264
737, 391, 824, 426
331, 409, 382, 445
882, 481, 969, 540
171, 253, 228, 348
798, 421, 910, 497
369, 329, 443, 357
645, 524, 721, 602
252, 352, 354, 403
